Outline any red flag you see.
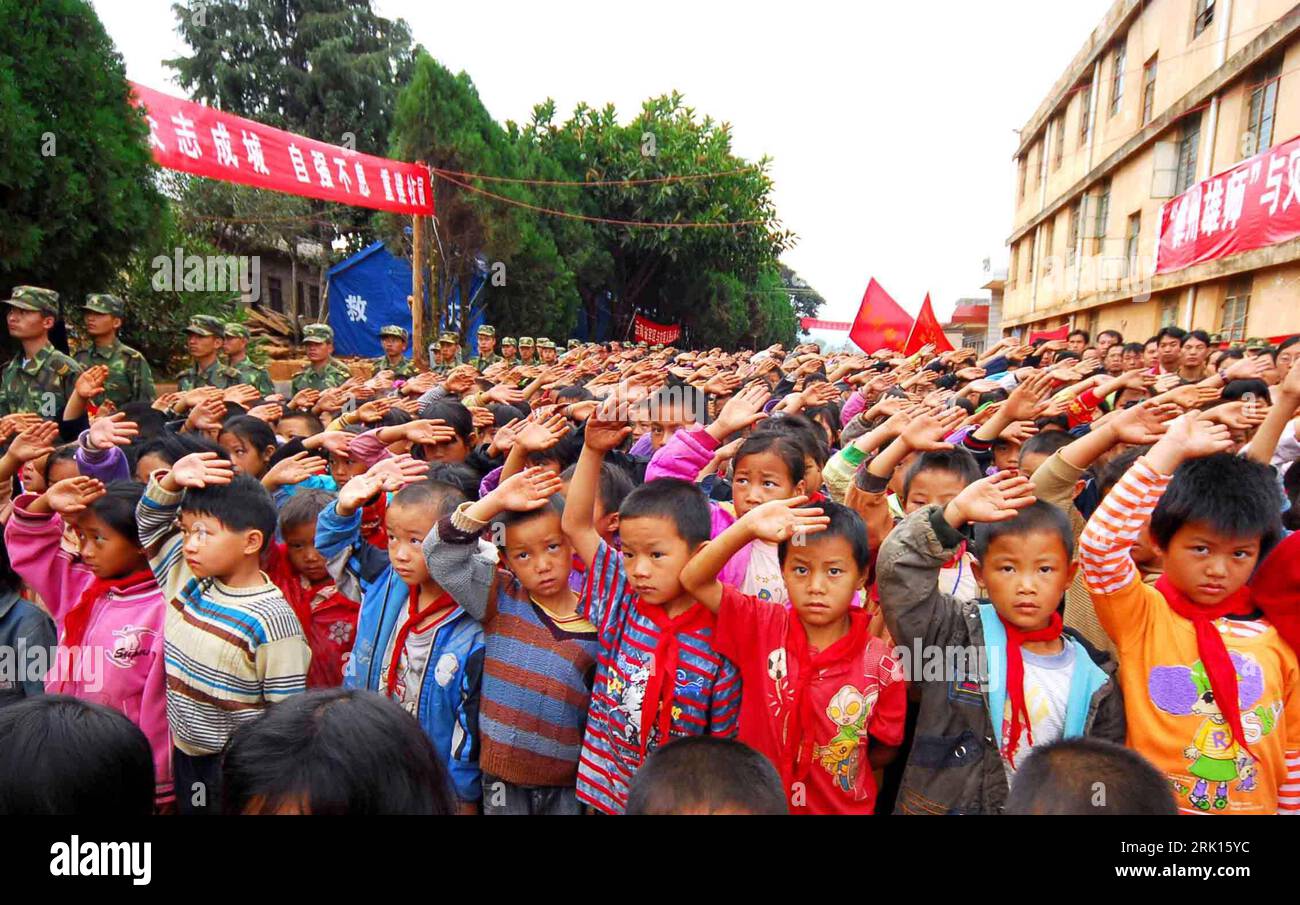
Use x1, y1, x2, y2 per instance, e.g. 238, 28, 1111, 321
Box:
633, 314, 681, 344
1028, 324, 1070, 344
904, 294, 954, 355
848, 279, 913, 353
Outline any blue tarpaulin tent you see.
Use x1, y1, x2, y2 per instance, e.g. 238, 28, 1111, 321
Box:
325, 242, 413, 358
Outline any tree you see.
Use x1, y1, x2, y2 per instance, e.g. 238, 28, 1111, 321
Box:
0, 0, 164, 345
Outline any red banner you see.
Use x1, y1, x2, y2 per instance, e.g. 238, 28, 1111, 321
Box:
1028, 324, 1070, 344
904, 294, 954, 355
633, 314, 681, 345
1156, 132, 1300, 274
128, 82, 434, 216
800, 318, 854, 332
848, 279, 912, 353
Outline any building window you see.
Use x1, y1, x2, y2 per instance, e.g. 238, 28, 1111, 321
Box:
1194, 0, 1215, 38
1109, 39, 1127, 118
1009, 243, 1018, 286
1052, 116, 1065, 171
1078, 82, 1093, 145
1093, 180, 1111, 255
268, 277, 283, 311
1245, 59, 1281, 157
1043, 220, 1055, 274
1141, 55, 1158, 126
1175, 112, 1202, 193
1027, 234, 1036, 281
1160, 297, 1180, 327
1017, 155, 1027, 202
1027, 144, 1038, 194
1125, 212, 1141, 276
1221, 278, 1252, 341
1068, 198, 1082, 267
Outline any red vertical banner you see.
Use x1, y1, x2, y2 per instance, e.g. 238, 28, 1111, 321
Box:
128, 81, 433, 216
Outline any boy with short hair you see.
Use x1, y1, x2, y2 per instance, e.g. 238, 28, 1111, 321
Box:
680, 497, 906, 814
625, 737, 788, 815
1079, 410, 1300, 814
314, 458, 486, 812
136, 452, 311, 813
876, 471, 1125, 814
562, 409, 741, 814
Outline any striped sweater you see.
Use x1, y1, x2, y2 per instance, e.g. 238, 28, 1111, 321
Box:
1079, 455, 1300, 814
425, 504, 600, 787
137, 475, 311, 756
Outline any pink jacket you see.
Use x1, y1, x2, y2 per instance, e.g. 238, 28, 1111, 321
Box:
646, 427, 751, 588
3, 495, 172, 804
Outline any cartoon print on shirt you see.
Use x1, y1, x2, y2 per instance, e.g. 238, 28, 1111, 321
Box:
609, 661, 651, 746
108, 625, 157, 668
814, 684, 878, 793
1150, 652, 1279, 811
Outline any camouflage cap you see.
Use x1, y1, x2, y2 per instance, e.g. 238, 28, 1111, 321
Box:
567, 339, 580, 349
223, 322, 250, 339
6, 286, 59, 315
501, 337, 517, 347
1245, 336, 1271, 350
379, 325, 409, 342
477, 324, 496, 336
186, 315, 226, 337
83, 293, 125, 317
1208, 333, 1224, 344
302, 323, 334, 344
519, 336, 535, 348
438, 331, 459, 345
650, 343, 664, 351
537, 337, 555, 349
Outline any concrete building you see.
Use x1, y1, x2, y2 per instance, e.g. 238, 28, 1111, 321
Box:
943, 297, 992, 354
1002, 0, 1300, 345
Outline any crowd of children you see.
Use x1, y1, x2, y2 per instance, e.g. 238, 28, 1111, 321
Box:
2, 319, 1299, 815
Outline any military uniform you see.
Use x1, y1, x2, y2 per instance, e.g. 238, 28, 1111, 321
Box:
430, 331, 463, 375
369, 324, 419, 378
0, 286, 83, 419
518, 336, 536, 365
223, 322, 275, 396
500, 337, 518, 366
176, 316, 241, 392
73, 294, 155, 408
469, 324, 502, 371
291, 323, 353, 393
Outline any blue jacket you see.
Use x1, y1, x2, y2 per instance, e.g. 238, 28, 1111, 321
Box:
316, 501, 485, 802
0, 589, 56, 707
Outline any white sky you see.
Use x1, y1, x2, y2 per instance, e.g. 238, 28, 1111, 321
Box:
92, 0, 1114, 322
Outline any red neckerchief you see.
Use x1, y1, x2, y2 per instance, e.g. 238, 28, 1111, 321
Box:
942, 540, 967, 570
783, 609, 869, 784
64, 569, 156, 650
1156, 575, 1257, 760
362, 493, 388, 549
1247, 531, 1300, 655
571, 552, 587, 574
634, 600, 713, 757
1000, 611, 1063, 766
385, 585, 455, 698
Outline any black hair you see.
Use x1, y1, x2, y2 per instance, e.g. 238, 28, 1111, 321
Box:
1221, 378, 1270, 402
972, 499, 1075, 561
119, 402, 167, 440
1098, 329, 1123, 345
87, 480, 146, 548
488, 403, 524, 427
619, 478, 712, 548
419, 401, 473, 442
1018, 430, 1076, 463
777, 500, 870, 572
128, 431, 228, 475
1149, 453, 1282, 557
219, 415, 278, 457
1156, 325, 1187, 345
0, 529, 19, 595
735, 433, 806, 484
0, 696, 154, 815
805, 403, 842, 448
1278, 335, 1300, 354
1005, 737, 1177, 815
495, 494, 566, 535
1067, 329, 1089, 343
279, 488, 337, 532
1035, 414, 1070, 432
221, 688, 455, 815
390, 479, 467, 520
953, 396, 976, 415
1055, 351, 1082, 363
279, 411, 326, 435
422, 463, 481, 499
625, 736, 787, 815
555, 385, 594, 403
1096, 444, 1150, 498
977, 387, 1009, 408
1122, 341, 1145, 356
1186, 329, 1211, 346
561, 460, 636, 516
755, 413, 828, 467
180, 473, 278, 552
43, 443, 78, 484
646, 385, 706, 425
902, 448, 981, 501
1283, 461, 1300, 532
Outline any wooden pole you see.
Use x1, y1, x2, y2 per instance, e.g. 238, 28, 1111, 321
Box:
412, 212, 427, 370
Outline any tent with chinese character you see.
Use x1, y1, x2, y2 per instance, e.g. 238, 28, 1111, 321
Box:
325, 242, 414, 357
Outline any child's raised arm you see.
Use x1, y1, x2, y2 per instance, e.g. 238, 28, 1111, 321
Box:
562, 409, 630, 566
680, 496, 829, 612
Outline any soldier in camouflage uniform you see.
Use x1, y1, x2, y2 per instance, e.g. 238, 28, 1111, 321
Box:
500, 336, 518, 366
518, 336, 536, 365
222, 322, 275, 397
430, 331, 463, 375
291, 323, 353, 394
537, 337, 558, 366
468, 324, 503, 372
368, 325, 419, 378
1, 286, 83, 419
176, 316, 242, 392
74, 293, 155, 409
